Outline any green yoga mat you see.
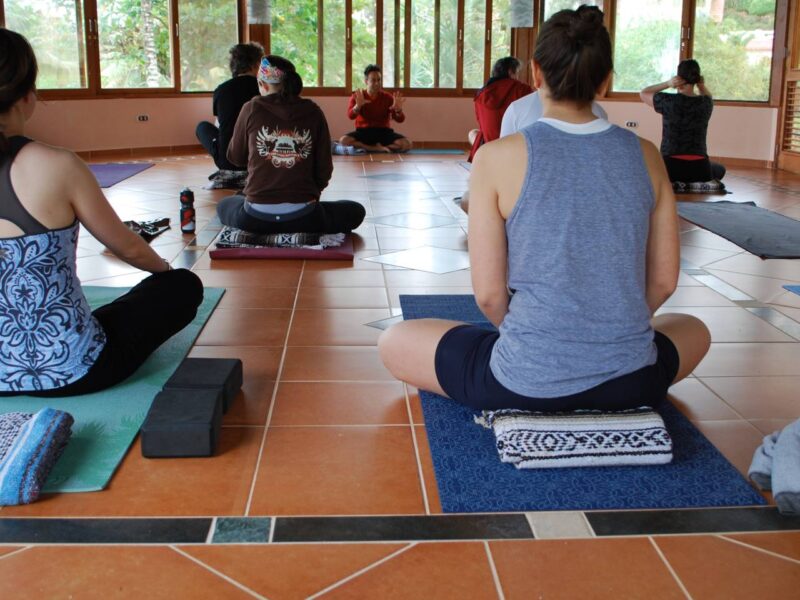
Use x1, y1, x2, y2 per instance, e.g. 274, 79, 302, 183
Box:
0, 286, 224, 493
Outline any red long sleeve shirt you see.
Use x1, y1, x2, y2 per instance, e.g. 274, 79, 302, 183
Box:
347, 90, 405, 128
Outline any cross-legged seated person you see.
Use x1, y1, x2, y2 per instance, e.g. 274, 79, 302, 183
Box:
640, 60, 725, 184
379, 7, 711, 413
339, 65, 412, 153
195, 42, 263, 182
0, 29, 203, 398
217, 56, 365, 234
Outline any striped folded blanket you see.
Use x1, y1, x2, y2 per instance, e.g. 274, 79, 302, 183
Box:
0, 408, 74, 505
673, 180, 726, 194
475, 407, 673, 469
215, 227, 345, 250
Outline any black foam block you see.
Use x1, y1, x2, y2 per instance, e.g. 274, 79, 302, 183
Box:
164, 358, 243, 413
141, 388, 222, 458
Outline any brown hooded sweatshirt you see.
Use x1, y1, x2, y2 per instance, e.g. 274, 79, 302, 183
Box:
227, 94, 333, 204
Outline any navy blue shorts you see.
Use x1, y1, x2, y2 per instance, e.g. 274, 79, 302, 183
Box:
347, 127, 405, 147
434, 325, 680, 412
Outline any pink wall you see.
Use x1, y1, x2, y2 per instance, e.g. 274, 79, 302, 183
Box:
26, 95, 778, 162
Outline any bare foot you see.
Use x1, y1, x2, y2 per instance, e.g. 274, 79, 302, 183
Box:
376, 144, 392, 153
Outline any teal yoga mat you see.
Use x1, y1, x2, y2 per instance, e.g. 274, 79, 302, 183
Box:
0, 286, 224, 493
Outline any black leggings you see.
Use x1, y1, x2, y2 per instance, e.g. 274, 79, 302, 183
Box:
196, 122, 241, 171
664, 155, 726, 183
15, 269, 204, 398
217, 195, 366, 234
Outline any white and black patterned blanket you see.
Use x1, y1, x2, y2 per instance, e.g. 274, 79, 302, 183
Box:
475, 407, 673, 469
673, 179, 726, 194
215, 227, 345, 250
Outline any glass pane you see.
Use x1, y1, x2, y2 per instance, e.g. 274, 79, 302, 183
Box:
612, 0, 682, 93
383, 0, 398, 87
271, 0, 319, 86
324, 0, 346, 86
490, 0, 512, 70
543, 0, 603, 21
6, 0, 88, 89
439, 0, 458, 88
352, 0, 377, 87
98, 0, 174, 88
410, 0, 435, 87
693, 0, 776, 102
463, 0, 487, 88
178, 0, 239, 92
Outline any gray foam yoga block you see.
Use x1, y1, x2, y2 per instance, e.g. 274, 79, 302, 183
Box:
164, 358, 243, 413
141, 388, 222, 458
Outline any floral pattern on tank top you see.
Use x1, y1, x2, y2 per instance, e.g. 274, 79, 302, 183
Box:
0, 223, 106, 392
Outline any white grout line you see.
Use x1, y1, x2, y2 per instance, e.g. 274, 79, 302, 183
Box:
648, 537, 694, 600
0, 546, 32, 561
580, 512, 597, 537
717, 534, 800, 565
169, 545, 268, 599
483, 541, 506, 600
244, 261, 306, 516
405, 384, 431, 516
306, 543, 416, 599
268, 517, 276, 544
205, 517, 217, 544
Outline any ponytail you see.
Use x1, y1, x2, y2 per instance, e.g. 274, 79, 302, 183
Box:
280, 70, 303, 99
0, 28, 38, 157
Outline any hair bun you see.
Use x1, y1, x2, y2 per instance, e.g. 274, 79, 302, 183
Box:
567, 5, 604, 44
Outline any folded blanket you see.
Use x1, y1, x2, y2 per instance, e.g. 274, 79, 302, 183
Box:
0, 408, 74, 505
331, 143, 366, 156
672, 180, 726, 194
215, 227, 346, 250
475, 407, 673, 469
203, 169, 248, 190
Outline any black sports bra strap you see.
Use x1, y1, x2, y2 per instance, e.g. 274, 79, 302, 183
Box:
1, 136, 49, 235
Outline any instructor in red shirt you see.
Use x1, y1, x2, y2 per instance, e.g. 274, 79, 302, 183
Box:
339, 64, 412, 153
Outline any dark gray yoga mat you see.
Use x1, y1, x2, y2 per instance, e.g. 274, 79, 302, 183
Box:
677, 201, 800, 259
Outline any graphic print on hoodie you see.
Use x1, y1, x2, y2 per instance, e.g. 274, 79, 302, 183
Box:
227, 94, 333, 204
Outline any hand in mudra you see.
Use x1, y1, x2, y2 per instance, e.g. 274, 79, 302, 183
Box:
354, 89, 371, 110
391, 91, 406, 111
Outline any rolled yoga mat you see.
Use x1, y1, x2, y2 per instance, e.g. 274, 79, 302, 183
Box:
677, 201, 800, 259
0, 286, 224, 493
400, 293, 766, 512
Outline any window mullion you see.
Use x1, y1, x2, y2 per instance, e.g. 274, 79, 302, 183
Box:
434, 0, 440, 87
346, 0, 353, 90
456, 0, 464, 90
170, 0, 180, 92
680, 0, 695, 60
484, 0, 492, 82
376, 0, 384, 70
318, 0, 324, 87
85, 0, 101, 94
404, 0, 411, 89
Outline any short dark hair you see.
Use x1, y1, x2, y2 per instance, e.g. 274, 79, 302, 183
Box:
491, 57, 521, 79
0, 29, 38, 156
229, 42, 264, 77
677, 59, 702, 85
533, 5, 612, 104
364, 64, 382, 78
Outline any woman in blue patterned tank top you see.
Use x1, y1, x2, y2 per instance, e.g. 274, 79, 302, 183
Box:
379, 6, 711, 413
0, 29, 203, 397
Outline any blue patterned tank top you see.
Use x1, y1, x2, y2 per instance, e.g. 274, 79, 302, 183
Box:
0, 138, 106, 392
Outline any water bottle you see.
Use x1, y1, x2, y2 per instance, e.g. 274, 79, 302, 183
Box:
179, 187, 196, 233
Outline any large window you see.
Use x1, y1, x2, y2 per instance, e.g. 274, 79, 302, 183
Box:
612, 0, 683, 92
5, 0, 88, 89
693, 0, 777, 101
0, 0, 786, 102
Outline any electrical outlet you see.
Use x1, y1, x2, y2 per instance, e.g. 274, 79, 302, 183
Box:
137, 115, 149, 122
625, 121, 638, 128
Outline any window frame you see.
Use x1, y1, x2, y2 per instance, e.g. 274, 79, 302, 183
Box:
0, 0, 788, 104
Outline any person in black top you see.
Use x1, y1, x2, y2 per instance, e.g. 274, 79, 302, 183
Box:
196, 43, 263, 180
640, 60, 725, 183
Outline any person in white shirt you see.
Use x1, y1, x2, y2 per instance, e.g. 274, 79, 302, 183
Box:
500, 90, 607, 138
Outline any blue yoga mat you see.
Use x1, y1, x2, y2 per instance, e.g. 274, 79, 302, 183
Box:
785, 285, 800, 297
89, 163, 154, 188
0, 286, 224, 493
400, 294, 766, 512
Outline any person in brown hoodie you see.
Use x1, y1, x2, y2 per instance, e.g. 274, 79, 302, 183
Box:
218, 55, 365, 233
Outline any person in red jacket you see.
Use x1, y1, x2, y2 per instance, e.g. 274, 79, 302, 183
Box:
339, 65, 412, 153
468, 57, 533, 161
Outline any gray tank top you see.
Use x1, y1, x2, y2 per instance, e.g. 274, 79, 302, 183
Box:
489, 120, 657, 398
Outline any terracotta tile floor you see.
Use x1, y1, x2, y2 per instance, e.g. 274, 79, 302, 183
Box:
2, 153, 800, 596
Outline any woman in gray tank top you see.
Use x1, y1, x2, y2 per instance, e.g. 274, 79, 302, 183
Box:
379, 6, 710, 413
